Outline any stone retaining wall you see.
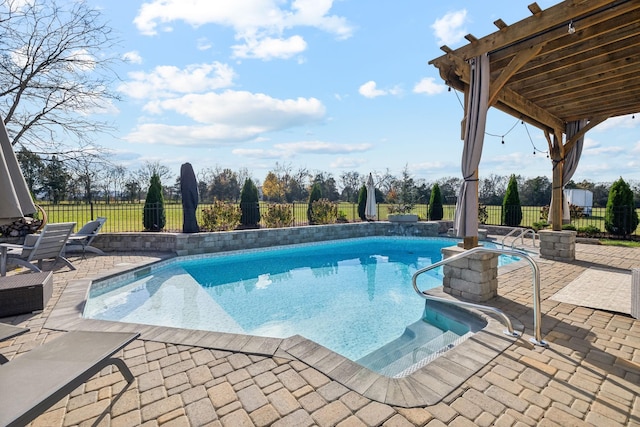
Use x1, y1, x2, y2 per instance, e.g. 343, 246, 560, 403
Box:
91, 221, 452, 256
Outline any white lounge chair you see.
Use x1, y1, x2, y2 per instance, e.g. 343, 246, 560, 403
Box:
0, 222, 76, 276
65, 217, 106, 255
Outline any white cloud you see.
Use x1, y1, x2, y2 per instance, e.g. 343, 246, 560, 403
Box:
632, 141, 640, 154
359, 81, 401, 99
593, 114, 638, 131
118, 62, 236, 99
146, 90, 325, 127
133, 0, 353, 60
330, 157, 367, 168
232, 141, 371, 160
583, 138, 625, 155
431, 10, 468, 46
413, 77, 446, 95
272, 141, 372, 154
123, 51, 143, 64
125, 123, 267, 146
232, 35, 307, 60
232, 148, 285, 159
196, 37, 212, 51
125, 91, 326, 146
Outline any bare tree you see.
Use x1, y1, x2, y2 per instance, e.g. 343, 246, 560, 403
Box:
0, 0, 121, 158
339, 171, 362, 202
136, 161, 172, 189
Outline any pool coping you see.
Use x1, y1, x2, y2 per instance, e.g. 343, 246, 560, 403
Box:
45, 254, 525, 408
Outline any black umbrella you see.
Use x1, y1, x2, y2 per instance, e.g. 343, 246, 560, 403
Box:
180, 162, 199, 233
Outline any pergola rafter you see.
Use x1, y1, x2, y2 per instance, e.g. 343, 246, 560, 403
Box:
429, 0, 640, 233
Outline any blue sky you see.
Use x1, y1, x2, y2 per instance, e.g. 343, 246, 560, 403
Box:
89, 0, 639, 185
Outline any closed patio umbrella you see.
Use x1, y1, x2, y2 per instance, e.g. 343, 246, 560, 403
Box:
0, 115, 36, 225
365, 173, 377, 221
180, 162, 199, 233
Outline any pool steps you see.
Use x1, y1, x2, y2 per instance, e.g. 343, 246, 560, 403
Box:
356, 319, 462, 377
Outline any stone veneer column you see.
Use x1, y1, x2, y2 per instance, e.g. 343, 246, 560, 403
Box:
538, 229, 576, 261
441, 245, 499, 302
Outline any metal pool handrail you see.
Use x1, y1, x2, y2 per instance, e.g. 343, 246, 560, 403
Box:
412, 246, 548, 347
501, 227, 537, 250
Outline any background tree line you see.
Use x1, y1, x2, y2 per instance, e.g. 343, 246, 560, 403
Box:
17, 148, 640, 208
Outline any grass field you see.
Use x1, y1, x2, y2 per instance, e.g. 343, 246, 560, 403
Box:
38, 201, 640, 236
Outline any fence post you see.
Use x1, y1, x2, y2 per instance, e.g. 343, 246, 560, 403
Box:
90, 202, 94, 220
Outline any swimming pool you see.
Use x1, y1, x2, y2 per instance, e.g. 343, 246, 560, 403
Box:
84, 237, 516, 376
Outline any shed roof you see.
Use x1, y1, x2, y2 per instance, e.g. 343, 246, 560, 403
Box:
429, 0, 640, 136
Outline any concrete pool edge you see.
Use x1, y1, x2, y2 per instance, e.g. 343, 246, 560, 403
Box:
277, 288, 520, 407
44, 260, 520, 408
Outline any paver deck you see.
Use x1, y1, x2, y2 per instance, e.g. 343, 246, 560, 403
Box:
1, 239, 639, 426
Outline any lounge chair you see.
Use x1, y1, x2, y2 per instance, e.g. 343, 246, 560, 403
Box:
0, 222, 76, 276
65, 217, 107, 255
0, 331, 139, 427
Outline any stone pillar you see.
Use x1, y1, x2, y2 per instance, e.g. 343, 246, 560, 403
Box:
441, 245, 499, 302
632, 268, 639, 320
538, 229, 576, 261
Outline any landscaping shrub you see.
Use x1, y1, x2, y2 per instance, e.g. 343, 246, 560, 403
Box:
562, 224, 577, 231
532, 221, 549, 231
143, 173, 165, 231
201, 201, 240, 231
262, 203, 294, 228
309, 199, 338, 225
240, 178, 260, 227
502, 175, 523, 226
428, 183, 444, 220
578, 225, 601, 238
357, 185, 367, 221
478, 204, 488, 225
605, 177, 639, 236
307, 183, 322, 224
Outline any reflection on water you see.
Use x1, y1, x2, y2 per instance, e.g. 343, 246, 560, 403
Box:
85, 237, 476, 360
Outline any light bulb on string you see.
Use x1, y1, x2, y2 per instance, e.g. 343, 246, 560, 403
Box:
501, 137, 504, 144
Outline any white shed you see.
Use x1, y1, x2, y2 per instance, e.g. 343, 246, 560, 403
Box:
564, 189, 593, 216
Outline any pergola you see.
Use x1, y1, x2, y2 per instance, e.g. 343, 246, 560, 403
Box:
429, 0, 640, 247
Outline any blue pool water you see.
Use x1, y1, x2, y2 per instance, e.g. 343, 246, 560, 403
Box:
84, 237, 517, 373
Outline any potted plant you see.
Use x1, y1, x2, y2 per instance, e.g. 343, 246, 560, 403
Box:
388, 204, 418, 222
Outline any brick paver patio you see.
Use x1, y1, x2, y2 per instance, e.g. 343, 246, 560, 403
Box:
1, 241, 639, 426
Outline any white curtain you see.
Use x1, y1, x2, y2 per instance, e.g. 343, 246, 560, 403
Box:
549, 119, 587, 222
455, 54, 490, 238
563, 120, 587, 185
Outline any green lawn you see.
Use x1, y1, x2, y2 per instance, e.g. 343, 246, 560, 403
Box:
37, 201, 640, 236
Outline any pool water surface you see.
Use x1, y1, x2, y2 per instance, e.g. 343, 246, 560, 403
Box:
84, 237, 515, 373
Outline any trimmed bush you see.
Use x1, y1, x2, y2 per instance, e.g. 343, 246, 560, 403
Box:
357, 185, 367, 221
240, 178, 260, 227
309, 199, 338, 224
201, 201, 240, 231
428, 183, 443, 220
307, 183, 322, 224
143, 173, 165, 231
605, 177, 639, 236
262, 204, 294, 228
502, 175, 523, 226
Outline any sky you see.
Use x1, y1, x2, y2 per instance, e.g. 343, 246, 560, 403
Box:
86, 0, 640, 186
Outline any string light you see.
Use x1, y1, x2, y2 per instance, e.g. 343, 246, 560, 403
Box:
568, 20, 575, 34
451, 88, 549, 157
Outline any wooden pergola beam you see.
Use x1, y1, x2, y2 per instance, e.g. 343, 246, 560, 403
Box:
431, 0, 617, 61
488, 44, 544, 107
